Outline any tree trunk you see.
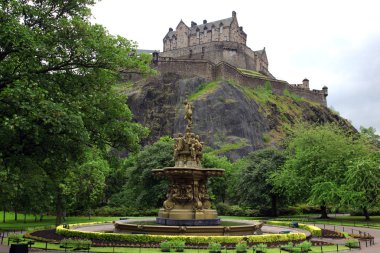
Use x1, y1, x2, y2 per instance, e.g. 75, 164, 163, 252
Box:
23, 211, 27, 223
320, 205, 328, 219
34, 214, 37, 222
55, 191, 63, 226
88, 208, 91, 220
363, 207, 370, 220
39, 213, 43, 222
14, 208, 18, 221
271, 194, 278, 217
3, 209, 6, 223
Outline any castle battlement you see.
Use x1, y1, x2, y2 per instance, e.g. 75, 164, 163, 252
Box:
160, 12, 272, 78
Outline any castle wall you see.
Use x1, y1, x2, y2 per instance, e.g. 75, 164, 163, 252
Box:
176, 22, 189, 49
156, 59, 327, 106
160, 41, 257, 71
157, 58, 215, 80
214, 62, 326, 105
229, 18, 246, 45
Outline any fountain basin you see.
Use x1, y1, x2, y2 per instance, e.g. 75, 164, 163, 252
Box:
114, 219, 264, 236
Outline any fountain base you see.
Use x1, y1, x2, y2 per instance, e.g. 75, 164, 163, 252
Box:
156, 217, 220, 226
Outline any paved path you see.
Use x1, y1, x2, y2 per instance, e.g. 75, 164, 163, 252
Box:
313, 224, 379, 253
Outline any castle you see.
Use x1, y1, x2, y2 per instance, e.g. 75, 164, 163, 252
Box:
153, 11, 328, 105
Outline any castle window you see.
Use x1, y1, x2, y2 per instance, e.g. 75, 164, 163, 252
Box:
220, 26, 223, 34
196, 31, 200, 38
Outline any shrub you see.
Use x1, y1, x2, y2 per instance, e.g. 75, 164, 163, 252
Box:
160, 241, 171, 252
60, 239, 91, 250
265, 220, 322, 237
345, 239, 360, 248
236, 241, 248, 253
254, 243, 267, 253
208, 242, 221, 253
297, 241, 311, 251
8, 233, 24, 243
171, 240, 185, 252
93, 206, 158, 217
215, 203, 259, 217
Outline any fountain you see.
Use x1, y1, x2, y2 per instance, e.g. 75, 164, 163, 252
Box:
154, 100, 224, 226
114, 101, 263, 235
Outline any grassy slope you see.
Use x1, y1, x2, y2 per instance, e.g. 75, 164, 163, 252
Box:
188, 81, 219, 102
185, 79, 342, 154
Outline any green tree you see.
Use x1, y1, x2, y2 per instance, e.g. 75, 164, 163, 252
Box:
0, 0, 149, 225
63, 151, 110, 219
202, 153, 234, 204
360, 126, 380, 148
111, 137, 174, 209
234, 148, 285, 216
271, 123, 363, 218
340, 152, 380, 220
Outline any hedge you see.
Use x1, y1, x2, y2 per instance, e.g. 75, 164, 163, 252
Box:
265, 221, 322, 237
56, 224, 306, 244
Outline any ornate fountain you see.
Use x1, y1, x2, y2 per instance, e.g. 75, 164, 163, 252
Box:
114, 101, 263, 235
152, 101, 224, 226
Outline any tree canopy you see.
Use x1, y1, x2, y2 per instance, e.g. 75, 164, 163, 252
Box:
234, 148, 285, 216
0, 0, 150, 224
271, 123, 379, 218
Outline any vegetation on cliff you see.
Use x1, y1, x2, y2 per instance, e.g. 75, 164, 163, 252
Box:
126, 73, 350, 158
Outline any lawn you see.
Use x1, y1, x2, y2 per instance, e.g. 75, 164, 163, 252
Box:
273, 215, 380, 229
2, 212, 380, 231
0, 212, 119, 230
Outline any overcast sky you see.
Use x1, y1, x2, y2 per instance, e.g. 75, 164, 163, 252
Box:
92, 0, 380, 132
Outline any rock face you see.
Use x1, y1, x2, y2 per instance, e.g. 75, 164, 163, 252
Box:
126, 73, 353, 160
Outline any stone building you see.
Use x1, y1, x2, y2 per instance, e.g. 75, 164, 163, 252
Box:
160, 11, 273, 78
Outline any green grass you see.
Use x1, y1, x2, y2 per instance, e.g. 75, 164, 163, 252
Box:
2, 238, 350, 253
208, 140, 249, 156
283, 88, 304, 102
238, 68, 270, 79
0, 212, 119, 230
188, 81, 219, 101
272, 215, 380, 229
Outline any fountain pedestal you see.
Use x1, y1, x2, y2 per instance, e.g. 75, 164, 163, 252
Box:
153, 166, 224, 226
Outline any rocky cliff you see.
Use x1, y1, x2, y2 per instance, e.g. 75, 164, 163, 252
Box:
125, 73, 353, 160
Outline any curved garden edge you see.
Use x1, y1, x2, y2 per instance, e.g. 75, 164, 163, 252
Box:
42, 220, 321, 244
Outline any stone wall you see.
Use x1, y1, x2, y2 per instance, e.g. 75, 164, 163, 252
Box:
160, 41, 257, 71
156, 59, 327, 106
157, 58, 215, 80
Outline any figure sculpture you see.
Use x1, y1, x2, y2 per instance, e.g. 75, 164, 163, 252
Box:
184, 100, 193, 128
173, 133, 184, 159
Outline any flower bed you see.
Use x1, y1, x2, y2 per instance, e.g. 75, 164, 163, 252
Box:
56, 223, 307, 245
265, 220, 322, 237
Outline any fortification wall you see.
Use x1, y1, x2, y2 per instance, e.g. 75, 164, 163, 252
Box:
157, 58, 215, 80
156, 59, 327, 106
160, 41, 256, 70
